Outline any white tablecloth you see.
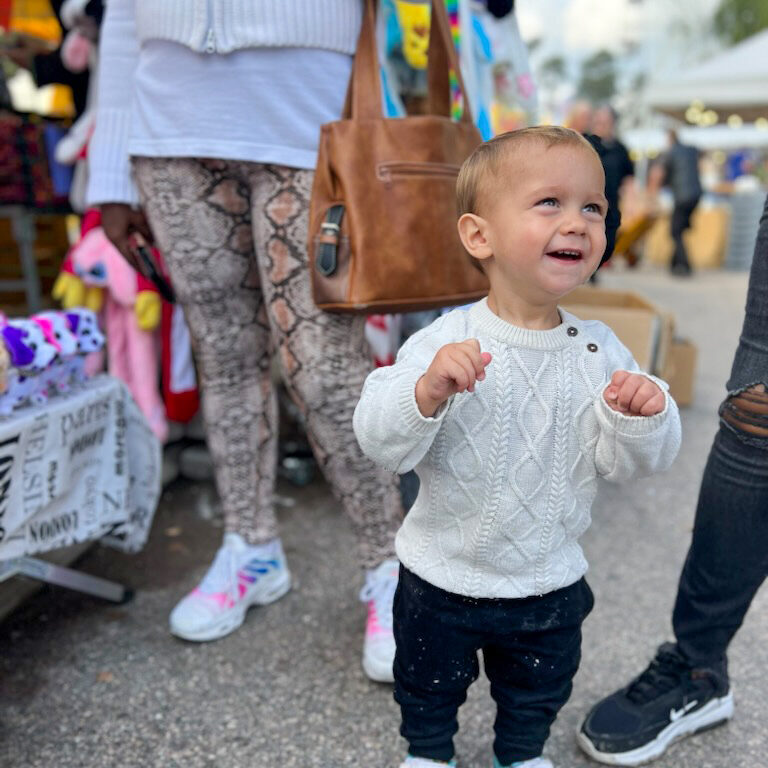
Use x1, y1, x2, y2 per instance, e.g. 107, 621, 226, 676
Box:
0, 375, 161, 560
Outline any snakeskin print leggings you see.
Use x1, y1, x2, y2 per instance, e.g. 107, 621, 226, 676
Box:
133, 158, 402, 568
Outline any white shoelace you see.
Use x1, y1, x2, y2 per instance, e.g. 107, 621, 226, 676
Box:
359, 562, 398, 630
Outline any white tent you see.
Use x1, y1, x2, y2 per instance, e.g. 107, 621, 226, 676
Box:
624, 125, 768, 153
646, 30, 768, 123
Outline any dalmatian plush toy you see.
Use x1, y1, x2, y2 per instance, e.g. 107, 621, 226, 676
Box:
32, 310, 80, 396
0, 317, 59, 415
62, 307, 106, 386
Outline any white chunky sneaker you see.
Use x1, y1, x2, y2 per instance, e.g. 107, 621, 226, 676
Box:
493, 758, 554, 768
400, 757, 457, 768
359, 558, 399, 682
169, 533, 291, 641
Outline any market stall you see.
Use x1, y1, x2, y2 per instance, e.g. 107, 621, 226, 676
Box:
0, 375, 161, 602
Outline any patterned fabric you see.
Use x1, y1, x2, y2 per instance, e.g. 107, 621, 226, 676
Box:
134, 157, 402, 568
354, 299, 681, 598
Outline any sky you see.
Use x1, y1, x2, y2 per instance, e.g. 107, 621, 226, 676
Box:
515, 0, 723, 77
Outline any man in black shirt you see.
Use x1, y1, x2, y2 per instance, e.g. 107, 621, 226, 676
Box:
660, 130, 702, 276
592, 105, 635, 237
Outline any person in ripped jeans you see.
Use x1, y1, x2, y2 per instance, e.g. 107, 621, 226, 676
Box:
579, 194, 768, 766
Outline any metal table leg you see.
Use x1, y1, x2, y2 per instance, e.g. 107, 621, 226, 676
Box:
0, 556, 131, 603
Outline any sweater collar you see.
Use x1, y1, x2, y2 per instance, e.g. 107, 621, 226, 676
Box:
468, 297, 579, 349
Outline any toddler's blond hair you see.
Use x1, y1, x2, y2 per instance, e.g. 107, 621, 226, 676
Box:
457, 126, 601, 219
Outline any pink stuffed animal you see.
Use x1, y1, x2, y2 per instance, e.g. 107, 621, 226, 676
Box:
66, 228, 168, 441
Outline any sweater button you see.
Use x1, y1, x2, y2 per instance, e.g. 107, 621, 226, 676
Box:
587, 343, 598, 352
567, 326, 578, 336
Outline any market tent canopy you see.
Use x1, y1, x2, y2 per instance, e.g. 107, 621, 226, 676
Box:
646, 29, 768, 123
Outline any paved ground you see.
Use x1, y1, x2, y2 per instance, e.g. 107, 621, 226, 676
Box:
1, 265, 766, 768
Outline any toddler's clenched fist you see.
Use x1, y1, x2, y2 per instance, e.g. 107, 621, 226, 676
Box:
603, 370, 665, 416
416, 339, 492, 417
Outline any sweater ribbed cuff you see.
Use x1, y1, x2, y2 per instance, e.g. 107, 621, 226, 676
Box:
596, 383, 671, 436
397, 370, 452, 436
86, 108, 140, 207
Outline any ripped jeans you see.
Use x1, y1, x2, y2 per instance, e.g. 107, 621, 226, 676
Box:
672, 194, 768, 666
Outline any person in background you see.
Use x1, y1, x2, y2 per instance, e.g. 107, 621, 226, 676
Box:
578, 194, 768, 765
87, 0, 404, 683
659, 129, 702, 276
565, 101, 621, 279
354, 126, 681, 768
564, 100, 592, 136
591, 105, 634, 239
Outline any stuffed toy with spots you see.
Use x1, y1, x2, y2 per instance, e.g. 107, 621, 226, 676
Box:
0, 316, 59, 415
32, 310, 80, 396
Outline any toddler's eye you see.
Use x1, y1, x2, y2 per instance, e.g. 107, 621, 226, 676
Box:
537, 197, 558, 207
584, 202, 604, 215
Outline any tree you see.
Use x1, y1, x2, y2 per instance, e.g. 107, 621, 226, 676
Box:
538, 55, 567, 91
713, 0, 768, 45
576, 50, 616, 103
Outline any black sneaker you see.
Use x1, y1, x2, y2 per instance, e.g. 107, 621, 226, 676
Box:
577, 643, 733, 765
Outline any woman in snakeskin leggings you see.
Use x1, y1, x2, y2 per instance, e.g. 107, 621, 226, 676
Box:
86, 0, 403, 683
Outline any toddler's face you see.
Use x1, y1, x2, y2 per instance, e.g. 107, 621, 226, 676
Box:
481, 144, 607, 301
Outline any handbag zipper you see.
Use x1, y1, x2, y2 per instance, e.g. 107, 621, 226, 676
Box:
376, 162, 461, 184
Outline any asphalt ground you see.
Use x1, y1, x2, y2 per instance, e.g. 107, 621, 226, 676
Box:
1, 265, 765, 768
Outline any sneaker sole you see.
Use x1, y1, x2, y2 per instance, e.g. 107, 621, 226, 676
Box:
362, 651, 395, 684
170, 571, 292, 643
576, 693, 734, 766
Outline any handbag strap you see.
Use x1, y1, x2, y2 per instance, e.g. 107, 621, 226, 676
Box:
345, 0, 475, 125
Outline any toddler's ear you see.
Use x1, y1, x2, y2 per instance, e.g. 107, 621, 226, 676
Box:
457, 213, 493, 264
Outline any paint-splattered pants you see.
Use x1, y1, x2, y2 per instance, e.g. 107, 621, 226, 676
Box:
393, 566, 594, 764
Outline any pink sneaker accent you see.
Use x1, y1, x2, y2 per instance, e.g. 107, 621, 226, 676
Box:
366, 600, 389, 636
359, 559, 399, 682
169, 533, 291, 642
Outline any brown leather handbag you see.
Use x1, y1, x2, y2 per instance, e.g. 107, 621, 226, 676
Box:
308, 0, 489, 314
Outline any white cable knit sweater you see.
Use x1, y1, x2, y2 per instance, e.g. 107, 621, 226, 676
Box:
353, 299, 682, 599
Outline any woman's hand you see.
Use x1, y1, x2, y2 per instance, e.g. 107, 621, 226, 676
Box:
101, 203, 155, 273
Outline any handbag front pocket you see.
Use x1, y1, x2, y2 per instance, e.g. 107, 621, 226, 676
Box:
376, 162, 461, 186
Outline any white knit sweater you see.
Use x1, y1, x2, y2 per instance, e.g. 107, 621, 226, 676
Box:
87, 0, 362, 206
353, 299, 682, 599
132, 0, 363, 55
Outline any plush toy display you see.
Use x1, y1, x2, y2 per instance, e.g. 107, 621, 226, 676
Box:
53, 226, 168, 442
54, 0, 103, 211
62, 307, 106, 386
0, 309, 105, 417
0, 317, 59, 415
32, 310, 80, 396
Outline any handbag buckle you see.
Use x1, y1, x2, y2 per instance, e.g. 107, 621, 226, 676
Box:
316, 205, 345, 278
320, 222, 340, 235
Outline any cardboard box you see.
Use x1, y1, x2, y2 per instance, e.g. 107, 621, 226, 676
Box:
662, 339, 698, 407
561, 285, 673, 375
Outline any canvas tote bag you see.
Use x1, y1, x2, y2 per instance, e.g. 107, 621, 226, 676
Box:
308, 0, 489, 313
